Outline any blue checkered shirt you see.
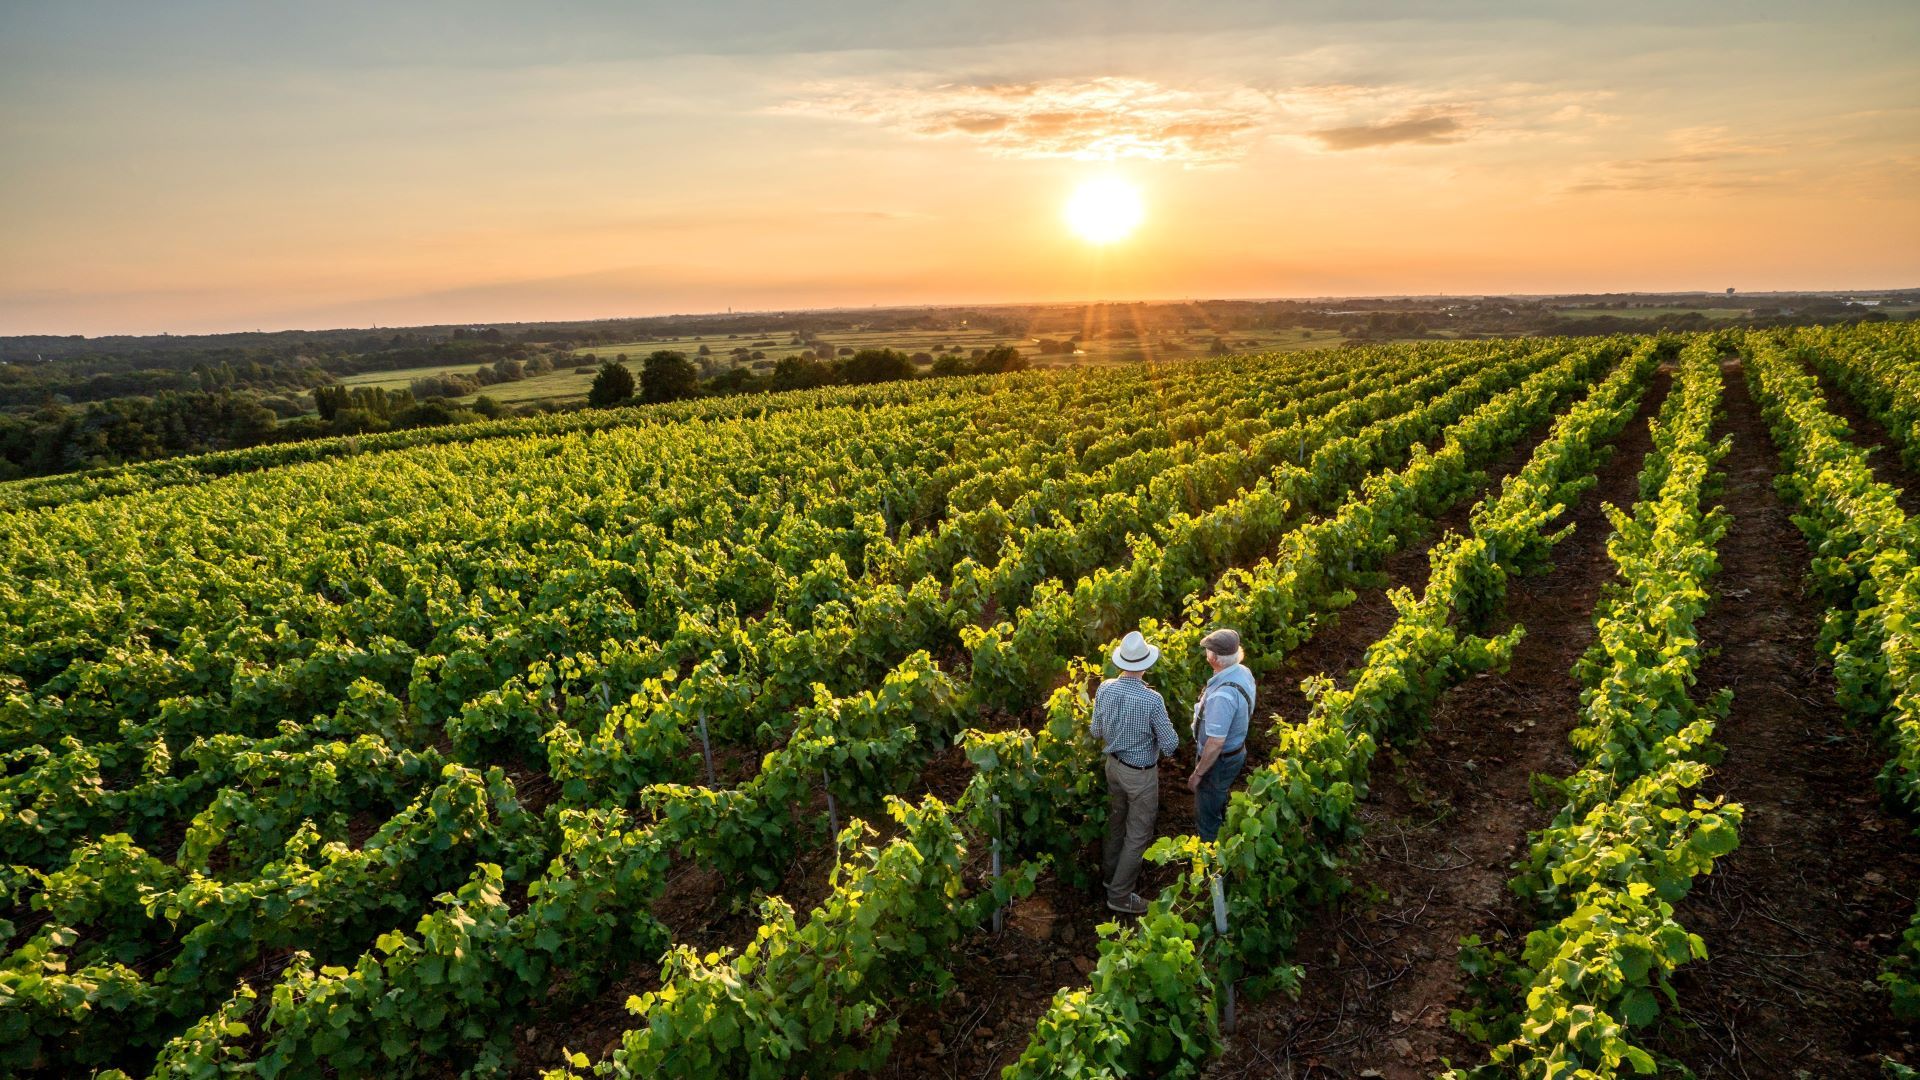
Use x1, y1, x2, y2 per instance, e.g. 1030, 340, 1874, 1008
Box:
1090, 677, 1179, 767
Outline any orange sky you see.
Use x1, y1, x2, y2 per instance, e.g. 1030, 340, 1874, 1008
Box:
2, 1, 1916, 335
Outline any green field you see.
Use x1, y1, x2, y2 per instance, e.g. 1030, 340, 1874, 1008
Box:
454, 364, 597, 406
575, 324, 1351, 368
327, 359, 594, 409
318, 326, 1379, 415
333, 361, 512, 391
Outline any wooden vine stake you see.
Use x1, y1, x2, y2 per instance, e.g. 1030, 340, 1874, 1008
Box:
823, 767, 840, 867
1210, 872, 1236, 1033
695, 710, 717, 786
990, 793, 1005, 934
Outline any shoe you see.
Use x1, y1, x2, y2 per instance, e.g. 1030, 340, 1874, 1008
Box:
1106, 892, 1149, 914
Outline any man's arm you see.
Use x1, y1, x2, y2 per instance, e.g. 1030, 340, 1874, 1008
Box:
1187, 692, 1227, 790
1152, 697, 1179, 760
1188, 736, 1225, 791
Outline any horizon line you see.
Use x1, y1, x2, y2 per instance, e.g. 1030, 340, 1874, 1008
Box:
8, 284, 1919, 343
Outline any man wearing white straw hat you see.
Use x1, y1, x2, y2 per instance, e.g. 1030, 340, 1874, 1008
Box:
1091, 630, 1179, 915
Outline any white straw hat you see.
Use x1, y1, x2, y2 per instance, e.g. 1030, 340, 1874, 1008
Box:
1111, 630, 1160, 672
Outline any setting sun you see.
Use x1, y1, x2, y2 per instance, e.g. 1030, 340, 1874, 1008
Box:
1064, 176, 1145, 245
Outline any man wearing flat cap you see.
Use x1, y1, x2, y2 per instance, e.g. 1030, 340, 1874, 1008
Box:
1189, 627, 1254, 842
1090, 629, 1179, 914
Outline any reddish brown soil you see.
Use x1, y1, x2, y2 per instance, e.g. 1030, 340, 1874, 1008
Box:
1201, 371, 1669, 1078
1633, 364, 1920, 1078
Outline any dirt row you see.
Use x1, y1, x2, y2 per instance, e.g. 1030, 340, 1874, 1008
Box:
1637, 362, 1920, 1077
1198, 360, 1920, 1080
1191, 366, 1669, 1078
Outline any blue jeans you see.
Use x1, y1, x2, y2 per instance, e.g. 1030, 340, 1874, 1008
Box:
1195, 747, 1246, 842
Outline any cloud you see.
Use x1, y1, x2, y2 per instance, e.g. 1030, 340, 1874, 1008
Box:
775, 76, 1275, 164
1565, 126, 1792, 193
1311, 110, 1467, 149
778, 75, 1617, 165
1280, 83, 1616, 151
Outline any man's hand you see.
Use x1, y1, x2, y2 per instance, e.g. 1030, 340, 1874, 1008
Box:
1191, 735, 1225, 792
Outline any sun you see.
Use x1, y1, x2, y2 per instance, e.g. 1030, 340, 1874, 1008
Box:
1064, 176, 1144, 245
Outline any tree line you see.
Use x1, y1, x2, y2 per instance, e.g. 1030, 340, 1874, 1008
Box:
585, 346, 1028, 408
0, 345, 1030, 482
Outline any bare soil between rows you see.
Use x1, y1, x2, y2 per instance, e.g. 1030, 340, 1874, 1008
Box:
1635, 363, 1920, 1077
1198, 368, 1669, 1079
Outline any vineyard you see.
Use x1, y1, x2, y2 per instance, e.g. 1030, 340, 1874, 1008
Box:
2, 325, 1917, 1079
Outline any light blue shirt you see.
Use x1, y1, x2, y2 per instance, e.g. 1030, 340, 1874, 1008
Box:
1198, 663, 1254, 753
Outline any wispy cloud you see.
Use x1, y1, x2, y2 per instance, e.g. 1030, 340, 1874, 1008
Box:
1565, 126, 1791, 193
1311, 109, 1467, 149
774, 76, 1275, 164
779, 75, 1614, 164
1279, 83, 1614, 151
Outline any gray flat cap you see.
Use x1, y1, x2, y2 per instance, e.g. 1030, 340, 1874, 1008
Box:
1199, 628, 1241, 655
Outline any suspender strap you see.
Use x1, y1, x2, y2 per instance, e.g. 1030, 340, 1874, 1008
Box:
1206, 681, 1253, 713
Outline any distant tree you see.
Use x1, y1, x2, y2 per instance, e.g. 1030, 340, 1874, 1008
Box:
259, 395, 306, 419
641, 349, 699, 403
839, 348, 915, 385
837, 346, 854, 356
972, 345, 1028, 374
312, 385, 346, 420
316, 384, 415, 420
1208, 337, 1230, 356
771, 355, 834, 392
697, 344, 712, 356
707, 367, 762, 395
392, 399, 477, 428
410, 373, 480, 398
931, 354, 968, 376
588, 360, 635, 407
328, 407, 388, 435
471, 395, 504, 418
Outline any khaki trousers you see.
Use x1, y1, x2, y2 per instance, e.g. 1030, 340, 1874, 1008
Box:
1101, 755, 1159, 903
